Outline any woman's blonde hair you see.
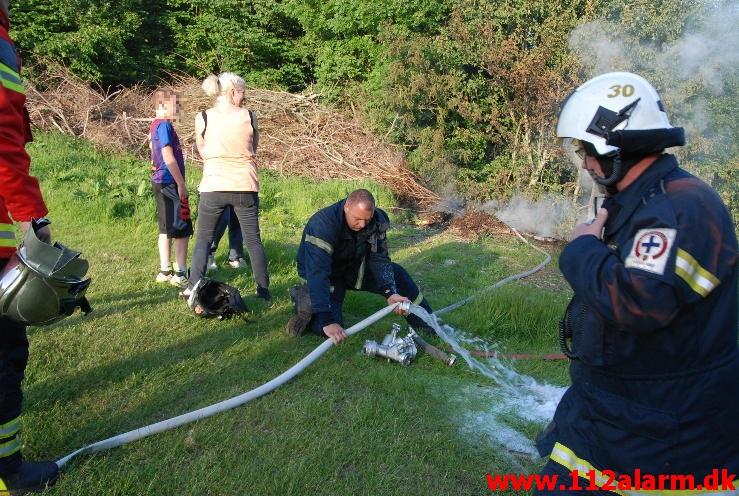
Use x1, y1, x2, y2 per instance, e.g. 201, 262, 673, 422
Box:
201, 72, 245, 97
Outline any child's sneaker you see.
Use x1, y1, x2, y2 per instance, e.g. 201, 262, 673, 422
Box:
228, 257, 247, 269
170, 271, 188, 288
156, 270, 173, 283
207, 255, 218, 272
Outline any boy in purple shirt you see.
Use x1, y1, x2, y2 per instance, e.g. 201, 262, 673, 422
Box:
149, 89, 192, 286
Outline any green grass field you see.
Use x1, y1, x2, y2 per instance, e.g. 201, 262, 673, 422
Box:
22, 132, 572, 495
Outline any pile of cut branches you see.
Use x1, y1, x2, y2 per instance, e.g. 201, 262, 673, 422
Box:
25, 65, 439, 207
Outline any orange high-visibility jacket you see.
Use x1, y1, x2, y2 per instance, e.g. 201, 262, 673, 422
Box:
0, 11, 48, 258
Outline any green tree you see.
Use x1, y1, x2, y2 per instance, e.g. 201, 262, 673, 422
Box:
13, 0, 175, 86
372, 0, 592, 197
165, 0, 308, 90
285, 0, 453, 98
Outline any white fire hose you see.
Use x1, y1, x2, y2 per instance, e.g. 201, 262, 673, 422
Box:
56, 302, 408, 468
56, 229, 549, 469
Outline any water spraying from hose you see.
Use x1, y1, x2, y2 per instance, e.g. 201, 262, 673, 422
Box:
408, 304, 566, 459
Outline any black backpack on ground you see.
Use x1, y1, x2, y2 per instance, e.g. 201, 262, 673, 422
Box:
188, 278, 248, 319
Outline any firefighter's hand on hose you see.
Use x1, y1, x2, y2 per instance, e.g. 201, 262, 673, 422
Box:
20, 221, 51, 243
570, 208, 608, 241
323, 323, 347, 345
387, 294, 410, 315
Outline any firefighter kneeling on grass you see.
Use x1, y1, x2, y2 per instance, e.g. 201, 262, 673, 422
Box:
535, 72, 738, 494
286, 189, 434, 344
1, 1, 91, 493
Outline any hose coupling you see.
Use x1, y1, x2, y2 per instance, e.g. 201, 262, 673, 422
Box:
397, 300, 411, 315
363, 323, 417, 365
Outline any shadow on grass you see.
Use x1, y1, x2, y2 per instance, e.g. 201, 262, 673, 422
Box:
32, 237, 547, 472
31, 289, 178, 328
206, 238, 298, 302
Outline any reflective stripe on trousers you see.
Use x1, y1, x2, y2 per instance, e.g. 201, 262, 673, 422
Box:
550, 442, 736, 496
0, 417, 20, 460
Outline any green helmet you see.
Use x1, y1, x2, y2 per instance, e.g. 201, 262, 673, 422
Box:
0, 221, 91, 326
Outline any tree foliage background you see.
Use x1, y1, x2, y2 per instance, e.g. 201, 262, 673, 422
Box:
11, 0, 738, 220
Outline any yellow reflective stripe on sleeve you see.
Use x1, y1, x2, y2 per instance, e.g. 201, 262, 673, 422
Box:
413, 291, 424, 305
0, 438, 21, 458
0, 476, 7, 492
0, 224, 15, 248
0, 62, 24, 94
355, 257, 366, 289
550, 442, 734, 495
305, 235, 333, 255
675, 248, 719, 298
0, 63, 21, 84
0, 418, 19, 439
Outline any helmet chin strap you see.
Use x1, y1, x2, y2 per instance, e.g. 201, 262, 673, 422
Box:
582, 135, 649, 193
593, 155, 622, 187
594, 155, 647, 195
589, 127, 686, 193
581, 141, 624, 191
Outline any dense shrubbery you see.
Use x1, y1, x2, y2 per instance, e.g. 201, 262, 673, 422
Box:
12, 0, 738, 220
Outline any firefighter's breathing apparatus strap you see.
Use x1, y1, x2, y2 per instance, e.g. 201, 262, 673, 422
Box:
56, 228, 550, 469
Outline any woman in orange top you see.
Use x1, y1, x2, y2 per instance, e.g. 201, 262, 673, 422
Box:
187, 72, 270, 300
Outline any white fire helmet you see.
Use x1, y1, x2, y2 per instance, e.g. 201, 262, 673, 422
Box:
557, 72, 673, 155
557, 72, 686, 187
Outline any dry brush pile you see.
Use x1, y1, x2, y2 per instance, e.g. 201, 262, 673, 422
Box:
25, 66, 440, 207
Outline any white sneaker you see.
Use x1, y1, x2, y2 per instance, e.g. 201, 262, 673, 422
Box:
228, 258, 247, 269
207, 255, 218, 272
170, 272, 188, 288
155, 271, 172, 283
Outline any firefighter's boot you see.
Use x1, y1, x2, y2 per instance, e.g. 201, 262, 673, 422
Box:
0, 461, 59, 495
286, 284, 313, 337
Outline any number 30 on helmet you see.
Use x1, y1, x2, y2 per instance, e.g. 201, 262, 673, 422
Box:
0, 221, 91, 326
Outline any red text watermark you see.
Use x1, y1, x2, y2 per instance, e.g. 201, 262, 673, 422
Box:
485, 468, 737, 492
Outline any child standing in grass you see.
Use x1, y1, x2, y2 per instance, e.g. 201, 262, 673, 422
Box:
150, 89, 192, 287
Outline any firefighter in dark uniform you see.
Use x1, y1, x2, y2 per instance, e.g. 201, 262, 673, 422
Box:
0, 1, 89, 492
535, 72, 738, 493
287, 189, 433, 344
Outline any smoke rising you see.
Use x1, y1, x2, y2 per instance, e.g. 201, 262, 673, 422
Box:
484, 195, 583, 239
569, 1, 739, 144
482, 0, 739, 239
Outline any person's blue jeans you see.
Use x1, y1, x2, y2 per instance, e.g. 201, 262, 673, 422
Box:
308, 262, 432, 335
209, 206, 244, 261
